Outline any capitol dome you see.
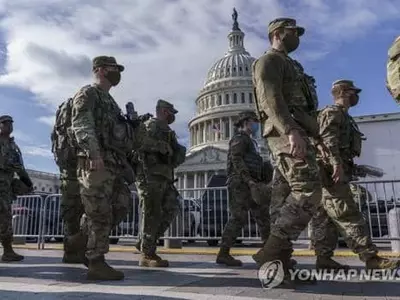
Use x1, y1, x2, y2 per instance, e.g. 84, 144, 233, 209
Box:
174, 9, 269, 193
187, 9, 266, 155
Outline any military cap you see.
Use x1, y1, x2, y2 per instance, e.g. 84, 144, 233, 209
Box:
332, 79, 362, 93
0, 115, 13, 123
92, 56, 124, 72
234, 111, 259, 126
156, 99, 178, 114
268, 18, 305, 36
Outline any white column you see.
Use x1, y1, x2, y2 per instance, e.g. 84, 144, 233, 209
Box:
229, 117, 233, 139
203, 122, 206, 143
197, 124, 200, 144
219, 118, 223, 140
183, 173, 187, 198
193, 172, 198, 199
204, 172, 208, 187
211, 119, 215, 142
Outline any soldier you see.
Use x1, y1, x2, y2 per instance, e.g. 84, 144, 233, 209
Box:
314, 79, 400, 271
0, 115, 33, 262
51, 107, 87, 266
252, 18, 323, 286
134, 99, 186, 267
216, 111, 272, 267
70, 56, 136, 280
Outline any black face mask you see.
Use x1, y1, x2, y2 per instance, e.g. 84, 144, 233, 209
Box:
167, 114, 175, 124
105, 71, 121, 86
280, 33, 300, 53
349, 94, 359, 107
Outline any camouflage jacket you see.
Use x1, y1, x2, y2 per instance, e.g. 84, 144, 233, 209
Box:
318, 104, 365, 167
136, 117, 186, 181
252, 48, 319, 153
227, 131, 263, 184
0, 136, 28, 180
70, 84, 143, 163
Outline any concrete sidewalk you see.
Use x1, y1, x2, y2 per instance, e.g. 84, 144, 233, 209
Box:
0, 249, 399, 299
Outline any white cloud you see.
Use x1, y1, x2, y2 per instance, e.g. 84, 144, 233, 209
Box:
0, 0, 399, 143
37, 116, 55, 127
21, 145, 53, 158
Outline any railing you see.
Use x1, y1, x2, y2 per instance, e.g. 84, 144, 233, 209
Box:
10, 180, 400, 250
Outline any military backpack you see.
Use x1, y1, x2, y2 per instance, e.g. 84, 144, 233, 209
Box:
51, 97, 75, 166
386, 36, 400, 104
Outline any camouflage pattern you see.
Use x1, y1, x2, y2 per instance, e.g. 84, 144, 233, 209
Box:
59, 160, 83, 242
221, 131, 271, 247
135, 112, 186, 256
386, 36, 400, 103
0, 134, 31, 243
316, 102, 378, 261
70, 84, 137, 260
252, 45, 322, 243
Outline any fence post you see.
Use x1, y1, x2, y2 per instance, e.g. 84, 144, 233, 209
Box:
388, 207, 400, 253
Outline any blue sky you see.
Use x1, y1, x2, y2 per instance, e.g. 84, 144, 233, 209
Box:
0, 0, 399, 174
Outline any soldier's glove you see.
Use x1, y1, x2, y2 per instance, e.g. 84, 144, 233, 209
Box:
159, 142, 174, 156
249, 182, 271, 205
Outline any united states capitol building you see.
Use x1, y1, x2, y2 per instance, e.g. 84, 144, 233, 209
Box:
174, 11, 269, 192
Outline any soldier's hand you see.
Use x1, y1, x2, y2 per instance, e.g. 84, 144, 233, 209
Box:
160, 143, 174, 156
288, 129, 307, 160
332, 164, 344, 183
89, 157, 104, 171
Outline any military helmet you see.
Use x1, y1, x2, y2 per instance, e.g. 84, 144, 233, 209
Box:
234, 111, 259, 127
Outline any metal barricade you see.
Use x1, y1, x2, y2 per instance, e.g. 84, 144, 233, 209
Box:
12, 179, 400, 251
12, 195, 44, 249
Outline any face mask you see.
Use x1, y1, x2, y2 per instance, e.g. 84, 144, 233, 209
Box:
105, 71, 121, 86
280, 33, 300, 53
250, 122, 259, 134
167, 114, 175, 124
349, 93, 359, 107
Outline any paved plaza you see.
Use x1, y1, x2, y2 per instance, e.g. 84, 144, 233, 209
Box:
0, 248, 400, 299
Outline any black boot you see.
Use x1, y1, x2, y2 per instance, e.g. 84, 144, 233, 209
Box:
2, 239, 24, 262
216, 246, 242, 266
87, 255, 124, 281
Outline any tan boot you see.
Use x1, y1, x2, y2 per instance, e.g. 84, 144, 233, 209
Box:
139, 253, 169, 267
316, 256, 350, 272
2, 240, 23, 262
62, 232, 88, 267
216, 246, 242, 266
87, 255, 124, 281
366, 256, 400, 270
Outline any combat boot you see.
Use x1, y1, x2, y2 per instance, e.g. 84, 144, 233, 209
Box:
216, 246, 242, 266
1, 240, 24, 262
62, 232, 88, 267
87, 255, 124, 281
139, 253, 169, 267
135, 239, 141, 252
316, 256, 350, 272
252, 249, 297, 269
366, 256, 400, 270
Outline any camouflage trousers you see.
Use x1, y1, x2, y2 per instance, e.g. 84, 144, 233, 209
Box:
59, 161, 83, 243
77, 158, 130, 260
313, 165, 378, 261
221, 177, 270, 248
136, 175, 180, 256
266, 136, 322, 243
0, 174, 13, 244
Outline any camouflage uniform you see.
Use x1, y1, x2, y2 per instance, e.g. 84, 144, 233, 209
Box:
0, 115, 33, 262
134, 99, 186, 267
315, 79, 400, 270
216, 111, 273, 267
251, 18, 322, 280
70, 56, 139, 280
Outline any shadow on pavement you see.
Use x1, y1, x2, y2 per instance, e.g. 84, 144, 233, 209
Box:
0, 290, 189, 300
